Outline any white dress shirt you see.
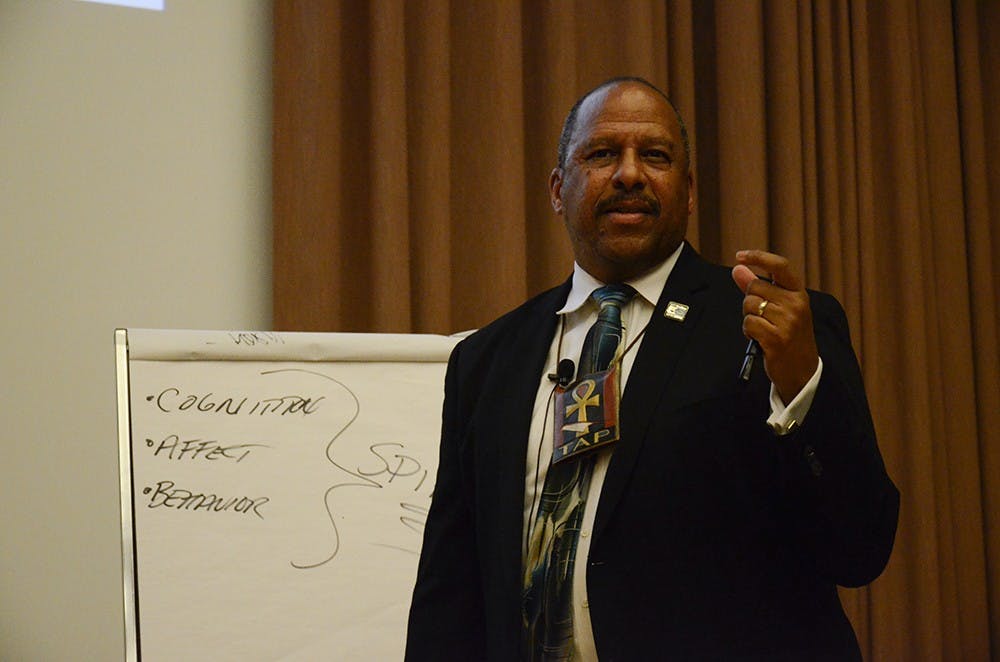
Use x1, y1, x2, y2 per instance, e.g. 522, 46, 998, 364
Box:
521, 245, 822, 660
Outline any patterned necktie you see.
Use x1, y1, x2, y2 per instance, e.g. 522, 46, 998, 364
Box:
523, 283, 636, 660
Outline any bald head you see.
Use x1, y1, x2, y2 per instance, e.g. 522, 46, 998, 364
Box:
556, 77, 690, 171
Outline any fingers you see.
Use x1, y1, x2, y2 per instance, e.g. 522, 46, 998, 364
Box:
741, 308, 776, 347
731, 264, 757, 293
732, 261, 784, 338
735, 249, 802, 291
741, 293, 781, 345
731, 261, 786, 321
741, 277, 809, 340
731, 249, 819, 401
742, 293, 776, 322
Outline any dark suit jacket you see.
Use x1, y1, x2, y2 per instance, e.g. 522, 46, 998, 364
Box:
406, 244, 899, 661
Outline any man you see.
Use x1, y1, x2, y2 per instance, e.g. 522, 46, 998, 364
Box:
406, 77, 899, 660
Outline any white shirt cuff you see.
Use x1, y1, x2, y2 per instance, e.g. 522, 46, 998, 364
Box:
766, 357, 823, 435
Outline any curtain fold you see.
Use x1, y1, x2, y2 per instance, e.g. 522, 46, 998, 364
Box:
955, 1, 1000, 655
273, 1, 999, 658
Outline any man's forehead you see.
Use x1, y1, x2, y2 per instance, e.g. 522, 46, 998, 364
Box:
575, 83, 677, 133
571, 88, 679, 147
578, 124, 677, 146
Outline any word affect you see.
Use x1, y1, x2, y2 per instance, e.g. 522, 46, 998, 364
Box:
147, 435, 266, 463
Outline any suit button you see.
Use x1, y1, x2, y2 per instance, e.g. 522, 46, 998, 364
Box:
803, 445, 823, 476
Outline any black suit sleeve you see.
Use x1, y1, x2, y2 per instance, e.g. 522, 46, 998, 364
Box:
782, 292, 900, 587
405, 342, 487, 660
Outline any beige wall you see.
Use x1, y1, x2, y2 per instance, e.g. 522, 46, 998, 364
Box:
0, 1, 272, 658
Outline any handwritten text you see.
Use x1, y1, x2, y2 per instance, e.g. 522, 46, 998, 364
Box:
147, 435, 267, 463
143, 480, 269, 519
148, 388, 323, 417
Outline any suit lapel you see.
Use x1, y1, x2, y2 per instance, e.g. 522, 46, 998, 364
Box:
476, 279, 570, 612
593, 245, 717, 541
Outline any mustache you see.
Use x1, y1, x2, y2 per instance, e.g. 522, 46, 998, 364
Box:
596, 193, 661, 216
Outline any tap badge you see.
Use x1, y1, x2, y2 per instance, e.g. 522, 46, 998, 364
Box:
552, 365, 621, 464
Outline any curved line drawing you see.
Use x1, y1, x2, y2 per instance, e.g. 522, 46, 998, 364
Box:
262, 368, 430, 569
289, 481, 381, 570
261, 368, 381, 570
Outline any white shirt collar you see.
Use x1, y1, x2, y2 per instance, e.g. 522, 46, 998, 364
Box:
557, 242, 685, 315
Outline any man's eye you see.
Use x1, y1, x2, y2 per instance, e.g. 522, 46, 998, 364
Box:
644, 149, 671, 161
587, 149, 615, 160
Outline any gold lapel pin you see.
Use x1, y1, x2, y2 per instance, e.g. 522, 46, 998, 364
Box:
664, 301, 689, 322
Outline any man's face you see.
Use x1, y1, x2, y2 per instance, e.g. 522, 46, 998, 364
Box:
550, 82, 695, 283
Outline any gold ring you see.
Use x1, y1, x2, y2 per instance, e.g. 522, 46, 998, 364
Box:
757, 299, 769, 316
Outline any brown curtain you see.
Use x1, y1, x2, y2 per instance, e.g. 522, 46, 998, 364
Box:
273, 1, 1000, 658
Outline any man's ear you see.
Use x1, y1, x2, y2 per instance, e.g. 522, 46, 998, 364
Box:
549, 168, 564, 214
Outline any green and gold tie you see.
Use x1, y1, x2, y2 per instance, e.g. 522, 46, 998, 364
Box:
523, 283, 636, 660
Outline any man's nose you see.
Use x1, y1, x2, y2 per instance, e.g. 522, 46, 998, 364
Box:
612, 150, 645, 190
